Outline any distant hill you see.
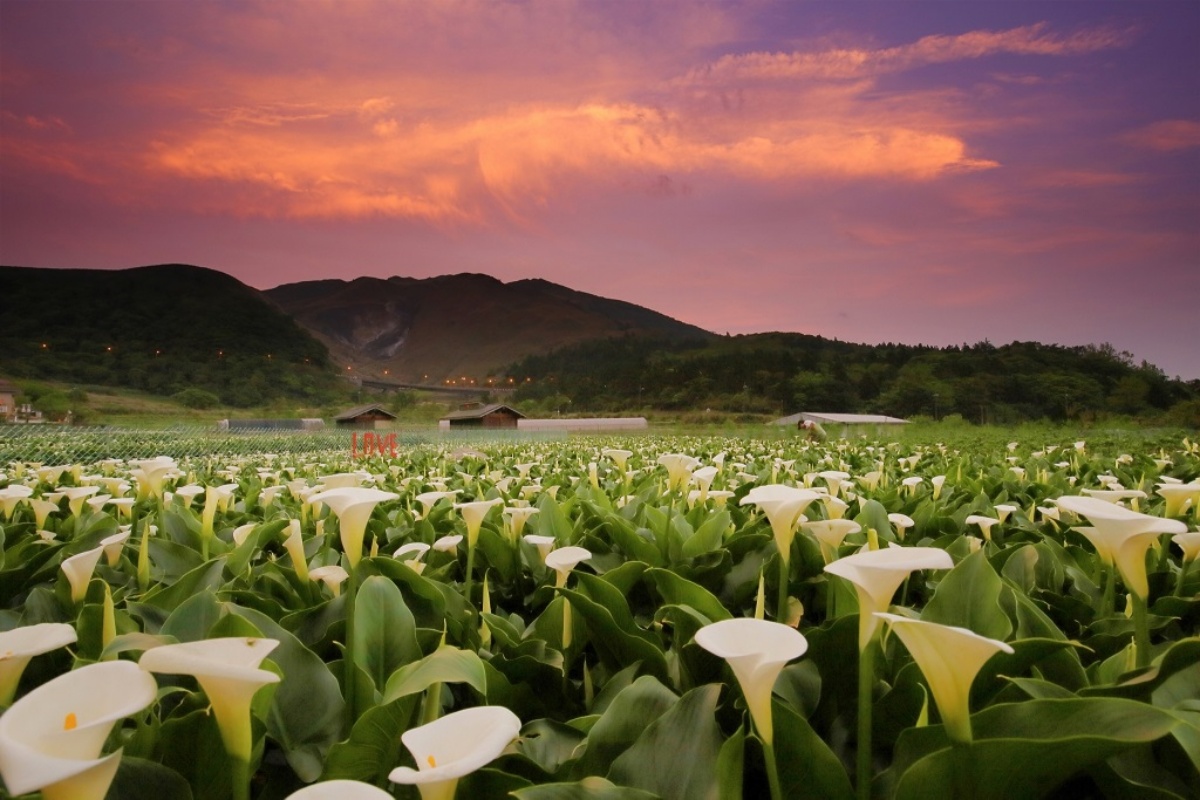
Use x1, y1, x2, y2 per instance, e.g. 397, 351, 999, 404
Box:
507, 332, 1200, 425
264, 273, 715, 382
0, 264, 338, 406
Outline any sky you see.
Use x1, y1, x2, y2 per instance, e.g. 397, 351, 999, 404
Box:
2, 0, 1197, 379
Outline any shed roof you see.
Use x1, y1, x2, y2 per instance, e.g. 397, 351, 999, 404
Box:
334, 403, 398, 422
440, 403, 526, 421
772, 412, 909, 426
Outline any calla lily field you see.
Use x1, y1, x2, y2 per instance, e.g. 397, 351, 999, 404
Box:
0, 429, 1198, 799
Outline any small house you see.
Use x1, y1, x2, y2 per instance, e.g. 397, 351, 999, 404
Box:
439, 402, 525, 429
335, 403, 398, 428
0, 379, 16, 423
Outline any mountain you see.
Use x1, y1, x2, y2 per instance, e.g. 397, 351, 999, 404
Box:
0, 264, 337, 406
264, 273, 715, 382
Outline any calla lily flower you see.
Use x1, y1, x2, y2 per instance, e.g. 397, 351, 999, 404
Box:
310, 565, 350, 595
0, 484, 33, 519
0, 660, 157, 800
128, 456, 176, 500
502, 505, 539, 542
523, 534, 556, 560
100, 529, 130, 568
1157, 481, 1200, 518
657, 453, 700, 492
965, 514, 1000, 542
0, 622, 77, 706
283, 520, 309, 582
57, 489, 99, 520
286, 780, 395, 799
1173, 531, 1200, 562
415, 490, 459, 517
395, 542, 431, 574
804, 518, 861, 563
930, 475, 946, 500
139, 637, 281, 763
544, 546, 592, 586
1056, 494, 1187, 599
824, 546, 954, 649
308, 487, 399, 568
875, 613, 1013, 743
388, 705, 522, 800
602, 448, 633, 473
61, 546, 105, 604
453, 498, 501, 544
432, 534, 463, 553
740, 484, 823, 565
30, 497, 59, 529
694, 618, 807, 745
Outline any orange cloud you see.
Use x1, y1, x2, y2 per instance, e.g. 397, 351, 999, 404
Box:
1120, 120, 1200, 152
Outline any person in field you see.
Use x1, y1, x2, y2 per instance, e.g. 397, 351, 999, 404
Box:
798, 419, 828, 442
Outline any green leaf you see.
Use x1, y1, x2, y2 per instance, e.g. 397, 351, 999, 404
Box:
609, 684, 726, 800
382, 646, 487, 703
574, 675, 679, 778
772, 699, 854, 800
160, 589, 223, 643
716, 724, 745, 800
519, 718, 588, 778
110, 756, 194, 800
649, 568, 732, 623
140, 560, 227, 613
889, 698, 1182, 800
682, 509, 730, 559
225, 604, 346, 782
511, 777, 659, 799
922, 549, 1012, 641
353, 575, 422, 695
320, 693, 420, 784
561, 582, 669, 684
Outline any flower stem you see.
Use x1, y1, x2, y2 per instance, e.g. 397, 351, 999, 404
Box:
344, 566, 359, 735
776, 556, 789, 623
1100, 562, 1116, 618
464, 542, 477, 608
232, 756, 251, 800
763, 737, 784, 800
1176, 559, 1194, 597
856, 641, 875, 800
1131, 592, 1151, 669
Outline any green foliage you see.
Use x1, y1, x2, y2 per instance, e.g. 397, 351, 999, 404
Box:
0, 264, 340, 406
173, 387, 220, 409
509, 334, 1197, 423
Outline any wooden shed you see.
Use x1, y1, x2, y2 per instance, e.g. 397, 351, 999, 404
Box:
439, 402, 525, 429
335, 403, 398, 428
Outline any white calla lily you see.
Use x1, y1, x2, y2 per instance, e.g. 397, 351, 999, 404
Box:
308, 487, 399, 568
61, 546, 105, 604
694, 618, 807, 746
388, 705, 522, 800
0, 622, 78, 706
824, 546, 954, 649
740, 484, 823, 566
1056, 494, 1186, 599
286, 779, 395, 799
0, 660, 157, 799
139, 637, 280, 763
875, 613, 1013, 743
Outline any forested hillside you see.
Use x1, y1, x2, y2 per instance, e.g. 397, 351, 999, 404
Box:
0, 264, 340, 407
508, 334, 1199, 424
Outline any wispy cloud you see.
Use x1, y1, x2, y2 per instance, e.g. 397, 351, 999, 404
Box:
1120, 119, 1200, 151
682, 22, 1132, 84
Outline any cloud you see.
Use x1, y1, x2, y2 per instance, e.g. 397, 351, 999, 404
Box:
683, 22, 1131, 84
1120, 120, 1200, 152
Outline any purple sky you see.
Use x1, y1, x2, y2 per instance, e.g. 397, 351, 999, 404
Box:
2, 1, 1197, 378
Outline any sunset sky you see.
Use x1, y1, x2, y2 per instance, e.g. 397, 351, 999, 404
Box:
2, 1, 1197, 378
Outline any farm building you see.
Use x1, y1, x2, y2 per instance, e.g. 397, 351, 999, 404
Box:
335, 403, 398, 428
218, 418, 325, 431
439, 403, 525, 429
772, 412, 909, 439
0, 379, 16, 423
518, 417, 648, 433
